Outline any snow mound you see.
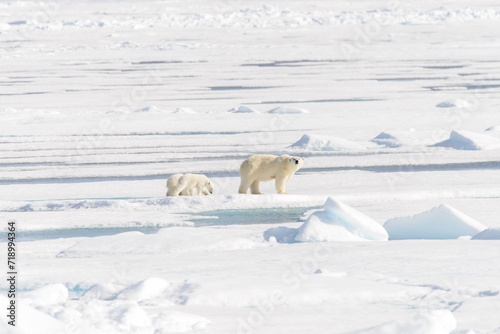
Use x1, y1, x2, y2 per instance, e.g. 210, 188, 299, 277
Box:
290, 134, 366, 151
115, 303, 152, 329
295, 198, 388, 242
133, 105, 165, 113
117, 277, 169, 302
384, 204, 487, 240
22, 283, 69, 307
485, 125, 500, 132
352, 310, 456, 334
1, 295, 65, 334
370, 129, 446, 148
371, 131, 402, 148
267, 106, 310, 114
82, 283, 125, 300
174, 107, 197, 114
263, 226, 298, 243
434, 130, 500, 150
228, 105, 260, 113
436, 99, 471, 108
371, 130, 419, 148
471, 228, 500, 240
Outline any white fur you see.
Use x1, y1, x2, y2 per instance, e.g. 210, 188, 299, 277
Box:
238, 154, 304, 194
170, 173, 214, 197
167, 174, 192, 196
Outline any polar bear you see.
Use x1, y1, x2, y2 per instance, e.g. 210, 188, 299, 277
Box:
238, 154, 304, 194
170, 173, 214, 197
167, 174, 208, 196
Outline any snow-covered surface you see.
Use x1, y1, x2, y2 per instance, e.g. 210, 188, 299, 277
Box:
384, 204, 487, 240
2, 0, 500, 333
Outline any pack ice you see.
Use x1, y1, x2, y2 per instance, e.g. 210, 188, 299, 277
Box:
295, 198, 389, 242
384, 204, 487, 240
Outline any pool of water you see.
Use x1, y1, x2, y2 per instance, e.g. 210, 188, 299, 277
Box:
0, 227, 162, 242
1, 206, 320, 242
190, 206, 319, 226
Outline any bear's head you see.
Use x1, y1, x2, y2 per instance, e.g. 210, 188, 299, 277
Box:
205, 180, 215, 194
287, 155, 304, 171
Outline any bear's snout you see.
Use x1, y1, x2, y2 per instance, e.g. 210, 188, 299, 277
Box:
295, 160, 298, 164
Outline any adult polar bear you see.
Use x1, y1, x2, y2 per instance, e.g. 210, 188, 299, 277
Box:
239, 154, 304, 194
167, 173, 214, 196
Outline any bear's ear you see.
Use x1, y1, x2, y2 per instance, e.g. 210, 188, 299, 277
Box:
301, 157, 304, 161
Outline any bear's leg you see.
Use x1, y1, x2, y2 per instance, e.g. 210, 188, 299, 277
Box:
173, 181, 188, 196
238, 176, 253, 194
195, 185, 203, 196
250, 180, 261, 194
275, 178, 287, 194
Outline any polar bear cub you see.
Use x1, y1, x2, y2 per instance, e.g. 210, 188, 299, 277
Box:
239, 154, 304, 194
168, 173, 214, 197
167, 174, 201, 196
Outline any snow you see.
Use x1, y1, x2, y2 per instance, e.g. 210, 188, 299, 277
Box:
174, 107, 197, 114
295, 198, 388, 242
228, 106, 261, 113
352, 310, 456, 334
117, 277, 169, 302
0, 295, 65, 334
434, 130, 500, 150
57, 227, 264, 258
2, 0, 500, 332
289, 134, 367, 151
384, 204, 487, 240
370, 130, 432, 148
133, 106, 165, 113
267, 106, 310, 114
436, 99, 471, 108
22, 283, 69, 307
152, 311, 211, 333
485, 125, 500, 132
471, 228, 500, 240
